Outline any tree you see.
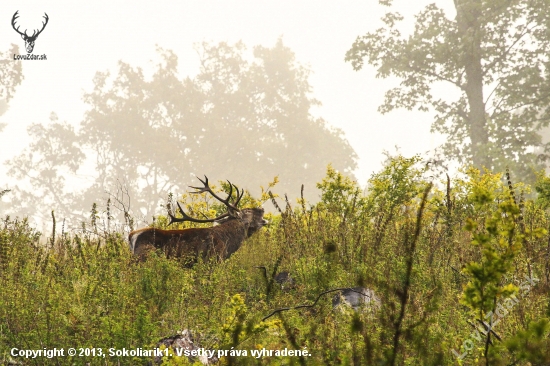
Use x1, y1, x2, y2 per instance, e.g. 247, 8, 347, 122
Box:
7, 40, 357, 224
1, 44, 24, 212
0, 44, 24, 121
346, 0, 550, 180
6, 113, 82, 221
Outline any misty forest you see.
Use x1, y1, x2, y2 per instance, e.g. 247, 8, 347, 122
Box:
2, 0, 550, 365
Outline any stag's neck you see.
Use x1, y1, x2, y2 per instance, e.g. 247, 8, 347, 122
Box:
212, 219, 250, 257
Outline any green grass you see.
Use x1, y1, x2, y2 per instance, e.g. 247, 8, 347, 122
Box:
1, 159, 549, 365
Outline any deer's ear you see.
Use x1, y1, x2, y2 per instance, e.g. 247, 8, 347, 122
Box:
21, 34, 25, 40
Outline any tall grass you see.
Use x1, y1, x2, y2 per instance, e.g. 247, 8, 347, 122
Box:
1, 158, 549, 365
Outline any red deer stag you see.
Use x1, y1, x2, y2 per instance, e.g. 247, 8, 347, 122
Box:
129, 176, 267, 264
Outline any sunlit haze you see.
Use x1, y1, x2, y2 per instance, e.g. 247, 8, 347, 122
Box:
0, 0, 453, 224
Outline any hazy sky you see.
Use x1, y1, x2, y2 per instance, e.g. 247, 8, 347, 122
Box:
0, 0, 453, 191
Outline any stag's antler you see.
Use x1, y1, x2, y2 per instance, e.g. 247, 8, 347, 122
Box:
190, 176, 244, 212
33, 13, 49, 39
168, 176, 244, 225
11, 11, 49, 40
11, 12, 23, 36
168, 202, 230, 225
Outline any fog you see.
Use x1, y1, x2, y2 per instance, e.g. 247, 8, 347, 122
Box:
0, 0, 451, 228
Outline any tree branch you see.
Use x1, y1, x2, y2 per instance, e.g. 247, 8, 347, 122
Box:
482, 24, 537, 77
262, 287, 369, 322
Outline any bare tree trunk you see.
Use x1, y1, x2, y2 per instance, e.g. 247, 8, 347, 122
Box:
455, 0, 490, 169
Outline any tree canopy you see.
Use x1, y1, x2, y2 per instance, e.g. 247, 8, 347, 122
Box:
7, 40, 357, 224
0, 44, 24, 119
346, 0, 550, 180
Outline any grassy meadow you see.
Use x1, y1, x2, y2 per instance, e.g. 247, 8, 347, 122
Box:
1, 157, 550, 365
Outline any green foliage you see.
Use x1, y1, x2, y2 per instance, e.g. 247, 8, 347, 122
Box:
535, 170, 550, 209
1, 159, 550, 365
346, 0, 550, 182
367, 154, 425, 207
460, 169, 523, 316
503, 318, 550, 364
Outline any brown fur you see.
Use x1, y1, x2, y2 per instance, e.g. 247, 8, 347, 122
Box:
129, 208, 266, 264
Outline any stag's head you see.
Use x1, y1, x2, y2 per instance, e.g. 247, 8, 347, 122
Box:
241, 207, 268, 236
12, 11, 49, 54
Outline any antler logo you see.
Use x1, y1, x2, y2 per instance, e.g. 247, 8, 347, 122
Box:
11, 11, 49, 54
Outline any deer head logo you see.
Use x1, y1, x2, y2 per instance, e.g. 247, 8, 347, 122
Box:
11, 11, 49, 54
